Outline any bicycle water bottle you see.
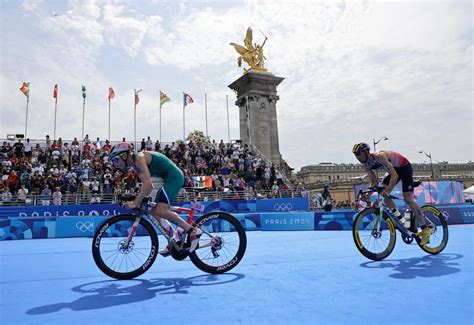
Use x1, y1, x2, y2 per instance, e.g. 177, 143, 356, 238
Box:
402, 209, 411, 228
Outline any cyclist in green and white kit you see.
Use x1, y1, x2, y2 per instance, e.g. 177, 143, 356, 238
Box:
109, 142, 202, 256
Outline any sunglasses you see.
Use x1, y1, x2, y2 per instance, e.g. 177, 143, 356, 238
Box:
111, 152, 128, 169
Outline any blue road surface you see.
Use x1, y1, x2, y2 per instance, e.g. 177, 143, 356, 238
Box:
1, 226, 473, 324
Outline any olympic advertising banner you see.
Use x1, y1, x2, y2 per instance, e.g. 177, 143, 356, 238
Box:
1, 202, 473, 240
176, 198, 309, 213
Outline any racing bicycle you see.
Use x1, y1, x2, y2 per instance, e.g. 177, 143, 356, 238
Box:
352, 186, 448, 261
92, 195, 247, 279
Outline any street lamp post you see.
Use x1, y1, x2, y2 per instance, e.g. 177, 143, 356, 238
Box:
419, 150, 434, 204
419, 150, 434, 179
373, 136, 388, 151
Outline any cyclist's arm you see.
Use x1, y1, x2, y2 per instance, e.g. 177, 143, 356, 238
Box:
375, 152, 398, 194
132, 152, 154, 206
363, 164, 378, 187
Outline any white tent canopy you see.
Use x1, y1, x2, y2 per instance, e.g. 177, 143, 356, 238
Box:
463, 186, 474, 194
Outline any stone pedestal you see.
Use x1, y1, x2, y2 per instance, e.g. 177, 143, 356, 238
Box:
228, 72, 284, 165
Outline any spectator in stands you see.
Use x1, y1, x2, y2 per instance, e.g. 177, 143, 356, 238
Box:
1, 187, 12, 203
1, 141, 11, 158
62, 143, 70, 166
68, 177, 78, 195
45, 135, 51, 149
24, 138, 33, 160
52, 187, 62, 205
154, 140, 160, 152
91, 177, 100, 195
125, 168, 136, 191
103, 140, 111, 154
82, 142, 91, 158
146, 137, 153, 151
32, 172, 43, 194
40, 184, 52, 205
17, 184, 29, 204
140, 138, 146, 151
276, 168, 283, 186
31, 144, 41, 163
7, 170, 19, 193
320, 185, 334, 212
20, 170, 32, 191
82, 178, 91, 196
271, 181, 279, 197
103, 169, 113, 194
13, 138, 24, 158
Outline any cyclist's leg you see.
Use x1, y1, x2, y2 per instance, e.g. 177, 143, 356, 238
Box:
399, 164, 432, 243
399, 164, 425, 225
151, 188, 192, 232
381, 174, 397, 211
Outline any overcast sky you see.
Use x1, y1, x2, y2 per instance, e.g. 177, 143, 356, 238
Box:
1, 0, 472, 171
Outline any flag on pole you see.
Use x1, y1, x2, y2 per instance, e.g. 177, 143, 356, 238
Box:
53, 84, 58, 99
183, 93, 194, 107
135, 92, 140, 106
160, 91, 170, 108
82, 85, 86, 99
20, 82, 30, 98
108, 87, 115, 100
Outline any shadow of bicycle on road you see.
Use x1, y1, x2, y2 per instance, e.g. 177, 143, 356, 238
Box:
360, 253, 463, 280
27, 273, 245, 315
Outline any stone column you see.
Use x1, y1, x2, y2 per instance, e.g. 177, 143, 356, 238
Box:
228, 72, 284, 165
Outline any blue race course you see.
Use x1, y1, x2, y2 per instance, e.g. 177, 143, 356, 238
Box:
1, 226, 473, 324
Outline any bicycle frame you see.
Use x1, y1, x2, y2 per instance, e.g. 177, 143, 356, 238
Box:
121, 202, 218, 252
366, 191, 414, 239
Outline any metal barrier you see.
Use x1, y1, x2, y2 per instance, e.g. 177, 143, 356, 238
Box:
0, 188, 310, 206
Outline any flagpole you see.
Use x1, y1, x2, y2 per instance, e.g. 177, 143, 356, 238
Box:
82, 96, 85, 146
183, 93, 186, 141
205, 93, 208, 138
159, 98, 162, 143
25, 92, 29, 138
134, 89, 137, 152
108, 99, 111, 141
54, 97, 58, 140
226, 95, 230, 143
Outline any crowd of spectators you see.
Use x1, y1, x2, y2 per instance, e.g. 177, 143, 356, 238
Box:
0, 134, 291, 205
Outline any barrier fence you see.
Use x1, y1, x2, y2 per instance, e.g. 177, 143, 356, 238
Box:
1, 202, 473, 240
0, 189, 308, 206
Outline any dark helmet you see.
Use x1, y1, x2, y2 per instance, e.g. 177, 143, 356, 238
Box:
352, 142, 370, 155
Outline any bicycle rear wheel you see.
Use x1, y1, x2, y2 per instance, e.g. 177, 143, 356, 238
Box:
352, 208, 396, 261
92, 214, 159, 280
415, 205, 449, 254
189, 212, 247, 274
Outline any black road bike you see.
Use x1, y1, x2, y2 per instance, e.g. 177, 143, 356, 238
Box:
352, 186, 448, 261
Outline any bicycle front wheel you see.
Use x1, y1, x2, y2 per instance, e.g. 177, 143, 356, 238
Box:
189, 212, 247, 274
416, 205, 449, 254
92, 214, 159, 280
352, 208, 396, 261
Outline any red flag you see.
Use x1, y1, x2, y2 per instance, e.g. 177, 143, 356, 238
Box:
135, 93, 139, 106
108, 87, 115, 100
53, 84, 58, 99
19, 82, 30, 98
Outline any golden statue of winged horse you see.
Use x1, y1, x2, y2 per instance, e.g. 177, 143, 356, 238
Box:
230, 27, 268, 73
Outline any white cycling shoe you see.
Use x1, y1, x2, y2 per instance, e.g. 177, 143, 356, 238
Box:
188, 227, 203, 253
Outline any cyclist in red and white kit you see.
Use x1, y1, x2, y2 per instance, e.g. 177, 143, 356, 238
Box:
352, 143, 432, 245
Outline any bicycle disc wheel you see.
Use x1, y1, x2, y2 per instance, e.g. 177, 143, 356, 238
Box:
92, 214, 159, 280
352, 208, 396, 261
189, 212, 247, 274
415, 205, 449, 254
